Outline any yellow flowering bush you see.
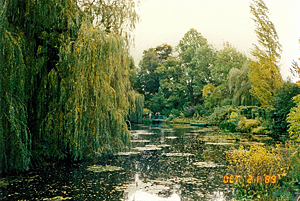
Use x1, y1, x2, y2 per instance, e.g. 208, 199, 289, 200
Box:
225, 142, 300, 200
226, 145, 287, 179
225, 144, 291, 200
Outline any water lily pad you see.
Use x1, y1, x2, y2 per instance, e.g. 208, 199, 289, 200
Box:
163, 153, 194, 157
115, 151, 141, 156
130, 130, 155, 135
193, 161, 224, 168
42, 196, 72, 200
131, 140, 151, 143
190, 129, 205, 133
165, 136, 178, 139
157, 144, 171, 148
133, 145, 162, 151
87, 165, 123, 173
205, 142, 235, 145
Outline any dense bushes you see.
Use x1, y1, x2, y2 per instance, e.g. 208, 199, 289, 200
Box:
226, 144, 290, 200
287, 94, 300, 142
270, 82, 300, 140
237, 119, 261, 133
219, 122, 237, 132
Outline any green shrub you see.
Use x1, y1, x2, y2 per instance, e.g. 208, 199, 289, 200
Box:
206, 105, 231, 125
219, 122, 237, 133
252, 126, 268, 134
237, 119, 261, 133
171, 109, 181, 117
271, 82, 300, 140
229, 111, 239, 122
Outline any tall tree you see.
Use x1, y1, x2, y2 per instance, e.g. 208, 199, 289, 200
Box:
212, 42, 248, 86
0, 0, 139, 173
177, 28, 207, 64
248, 0, 283, 106
154, 43, 173, 61
137, 48, 161, 107
177, 29, 215, 106
151, 57, 187, 114
271, 81, 300, 140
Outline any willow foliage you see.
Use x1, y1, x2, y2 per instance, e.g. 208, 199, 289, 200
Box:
228, 64, 258, 106
0, 0, 140, 173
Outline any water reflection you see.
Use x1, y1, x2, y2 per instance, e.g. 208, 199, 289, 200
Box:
121, 124, 233, 201
0, 124, 235, 200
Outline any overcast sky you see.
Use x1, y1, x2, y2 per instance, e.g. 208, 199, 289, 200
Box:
130, 0, 300, 80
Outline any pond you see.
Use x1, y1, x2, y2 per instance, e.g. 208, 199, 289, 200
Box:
0, 124, 240, 200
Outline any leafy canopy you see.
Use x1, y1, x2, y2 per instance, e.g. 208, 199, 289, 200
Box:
248, 0, 283, 106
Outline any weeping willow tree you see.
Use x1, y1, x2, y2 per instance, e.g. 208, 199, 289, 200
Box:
128, 91, 144, 123
0, 0, 141, 173
228, 64, 259, 106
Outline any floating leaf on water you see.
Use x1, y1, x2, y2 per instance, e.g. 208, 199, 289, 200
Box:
162, 153, 194, 157
184, 133, 198, 136
190, 129, 205, 133
157, 144, 171, 148
165, 136, 178, 139
115, 151, 141, 156
193, 161, 224, 168
133, 146, 162, 151
42, 196, 72, 200
162, 129, 174, 132
205, 142, 235, 145
131, 140, 151, 143
139, 132, 155, 135
87, 165, 123, 173
130, 130, 155, 135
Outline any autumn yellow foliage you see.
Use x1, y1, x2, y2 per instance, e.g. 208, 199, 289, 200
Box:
226, 144, 288, 181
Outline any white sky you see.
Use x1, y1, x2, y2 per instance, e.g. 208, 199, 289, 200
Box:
130, 0, 300, 80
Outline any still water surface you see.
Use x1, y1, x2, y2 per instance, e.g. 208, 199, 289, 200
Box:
0, 124, 236, 200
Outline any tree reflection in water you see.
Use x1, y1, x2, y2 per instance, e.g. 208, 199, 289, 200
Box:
0, 124, 234, 200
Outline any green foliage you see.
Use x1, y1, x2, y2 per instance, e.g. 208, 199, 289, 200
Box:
229, 112, 240, 122
219, 122, 237, 133
271, 143, 300, 200
237, 119, 261, 133
151, 57, 188, 114
229, 64, 259, 106
212, 42, 248, 86
177, 29, 216, 107
154, 43, 173, 60
249, 0, 283, 106
287, 94, 300, 142
177, 28, 208, 63
206, 106, 231, 125
0, 0, 139, 173
252, 126, 268, 134
128, 91, 144, 123
137, 44, 174, 110
202, 84, 223, 111
270, 81, 300, 140
137, 48, 161, 107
